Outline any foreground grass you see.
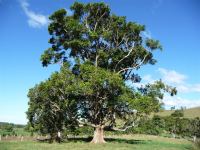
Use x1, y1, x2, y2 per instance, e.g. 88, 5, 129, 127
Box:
0, 135, 193, 150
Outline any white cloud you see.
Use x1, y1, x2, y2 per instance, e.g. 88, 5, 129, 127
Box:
141, 68, 200, 94
192, 84, 200, 92
143, 74, 155, 83
139, 68, 200, 109
20, 0, 49, 28
176, 84, 190, 93
157, 68, 200, 94
163, 95, 200, 109
158, 68, 187, 84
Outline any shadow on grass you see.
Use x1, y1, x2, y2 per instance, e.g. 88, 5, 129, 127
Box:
105, 137, 147, 145
62, 136, 148, 145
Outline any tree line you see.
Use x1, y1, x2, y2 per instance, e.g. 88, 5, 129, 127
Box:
130, 110, 200, 140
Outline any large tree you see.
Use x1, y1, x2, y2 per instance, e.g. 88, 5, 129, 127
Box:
28, 2, 176, 143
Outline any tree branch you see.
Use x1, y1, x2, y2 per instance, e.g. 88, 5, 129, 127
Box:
95, 55, 99, 67
104, 122, 135, 132
114, 38, 134, 71
117, 54, 148, 74
85, 15, 91, 32
94, 11, 106, 32
77, 119, 96, 128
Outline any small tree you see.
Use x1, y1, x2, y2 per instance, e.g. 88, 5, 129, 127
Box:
27, 64, 79, 142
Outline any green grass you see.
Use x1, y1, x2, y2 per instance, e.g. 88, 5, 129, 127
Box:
155, 107, 200, 118
14, 128, 31, 136
0, 135, 193, 150
0, 128, 31, 136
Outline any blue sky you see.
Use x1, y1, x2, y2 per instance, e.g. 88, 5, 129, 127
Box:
0, 0, 200, 124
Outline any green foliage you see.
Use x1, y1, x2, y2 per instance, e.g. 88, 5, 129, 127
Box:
171, 110, 184, 118
28, 2, 177, 143
190, 117, 200, 137
0, 122, 15, 136
27, 64, 79, 141
41, 2, 162, 74
161, 111, 191, 137
146, 39, 162, 50
133, 115, 165, 135
125, 111, 200, 138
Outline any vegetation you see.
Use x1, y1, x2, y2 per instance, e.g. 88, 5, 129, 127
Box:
27, 2, 177, 144
0, 122, 28, 136
0, 135, 193, 150
131, 110, 200, 140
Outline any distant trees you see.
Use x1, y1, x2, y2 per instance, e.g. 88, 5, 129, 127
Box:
0, 122, 24, 136
190, 117, 200, 141
132, 109, 200, 139
27, 2, 177, 143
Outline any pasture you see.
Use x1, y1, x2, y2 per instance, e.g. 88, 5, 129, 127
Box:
0, 134, 194, 150
155, 107, 200, 118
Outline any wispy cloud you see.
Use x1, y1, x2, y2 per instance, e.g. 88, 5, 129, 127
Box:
20, 0, 49, 28
142, 74, 155, 83
163, 95, 200, 109
157, 68, 200, 93
139, 68, 200, 108
158, 68, 187, 84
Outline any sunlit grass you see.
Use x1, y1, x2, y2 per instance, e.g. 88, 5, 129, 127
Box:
0, 134, 193, 150
155, 107, 200, 118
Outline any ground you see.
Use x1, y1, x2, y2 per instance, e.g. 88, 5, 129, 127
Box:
0, 134, 194, 150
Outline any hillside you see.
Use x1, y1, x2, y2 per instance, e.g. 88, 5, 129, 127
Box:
155, 107, 200, 118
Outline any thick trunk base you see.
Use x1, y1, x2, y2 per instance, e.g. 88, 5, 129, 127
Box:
90, 126, 106, 144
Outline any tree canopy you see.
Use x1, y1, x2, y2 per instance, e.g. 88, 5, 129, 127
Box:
27, 2, 177, 144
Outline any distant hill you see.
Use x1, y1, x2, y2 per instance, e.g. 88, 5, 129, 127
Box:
0, 122, 25, 128
155, 106, 200, 118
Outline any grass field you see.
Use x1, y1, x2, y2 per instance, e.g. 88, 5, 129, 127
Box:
0, 135, 194, 150
155, 107, 200, 118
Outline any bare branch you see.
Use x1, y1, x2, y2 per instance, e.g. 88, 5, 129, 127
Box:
95, 55, 99, 67
77, 119, 96, 128
49, 101, 61, 111
85, 15, 91, 32
94, 11, 106, 32
117, 54, 148, 74
114, 38, 135, 71
104, 122, 135, 132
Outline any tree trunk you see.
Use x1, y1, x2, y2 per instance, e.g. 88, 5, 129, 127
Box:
193, 135, 196, 142
90, 126, 106, 144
